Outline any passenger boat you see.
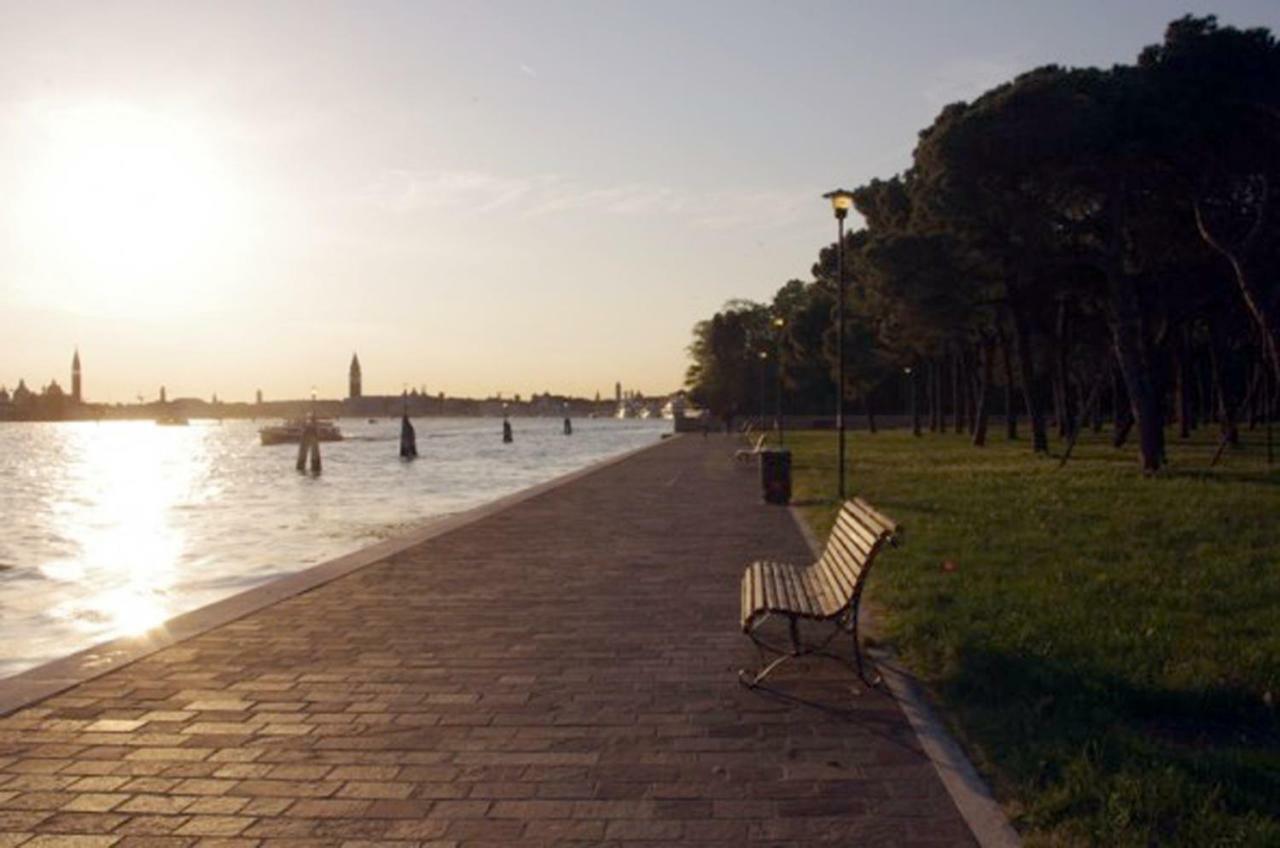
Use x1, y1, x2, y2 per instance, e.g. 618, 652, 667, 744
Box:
155, 415, 189, 426
258, 417, 344, 446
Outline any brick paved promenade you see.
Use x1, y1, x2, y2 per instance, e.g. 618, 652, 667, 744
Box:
0, 435, 975, 846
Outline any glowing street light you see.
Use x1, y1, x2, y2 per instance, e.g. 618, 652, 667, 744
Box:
772, 315, 786, 446
904, 366, 920, 437
823, 188, 855, 500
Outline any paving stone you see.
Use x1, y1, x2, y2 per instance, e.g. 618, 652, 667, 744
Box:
0, 438, 975, 845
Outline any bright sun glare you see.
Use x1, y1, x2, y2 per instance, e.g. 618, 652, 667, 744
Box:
13, 101, 245, 316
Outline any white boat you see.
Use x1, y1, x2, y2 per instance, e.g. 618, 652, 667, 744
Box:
259, 417, 343, 446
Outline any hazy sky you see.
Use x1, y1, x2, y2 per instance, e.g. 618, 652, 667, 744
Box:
3, 1, 1278, 403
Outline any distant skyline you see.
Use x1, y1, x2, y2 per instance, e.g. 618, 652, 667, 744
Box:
4, 1, 1279, 402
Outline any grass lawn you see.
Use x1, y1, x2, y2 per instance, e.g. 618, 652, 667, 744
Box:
777, 425, 1279, 847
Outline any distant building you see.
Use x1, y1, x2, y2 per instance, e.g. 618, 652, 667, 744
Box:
349, 353, 362, 399
255, 389, 263, 405
160, 386, 167, 404
12, 380, 32, 407
615, 382, 622, 404
71, 349, 82, 404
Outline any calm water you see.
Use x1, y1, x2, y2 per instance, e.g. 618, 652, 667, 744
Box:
0, 417, 668, 679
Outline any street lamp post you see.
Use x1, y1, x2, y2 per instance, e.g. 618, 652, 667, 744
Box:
905, 366, 919, 437
773, 316, 785, 447
757, 350, 768, 430
823, 189, 855, 500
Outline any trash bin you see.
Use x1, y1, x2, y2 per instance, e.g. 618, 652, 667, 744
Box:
760, 449, 792, 505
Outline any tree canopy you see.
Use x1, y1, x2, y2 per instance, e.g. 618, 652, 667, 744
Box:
685, 15, 1280, 473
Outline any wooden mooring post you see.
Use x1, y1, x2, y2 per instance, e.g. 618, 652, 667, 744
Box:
296, 419, 321, 474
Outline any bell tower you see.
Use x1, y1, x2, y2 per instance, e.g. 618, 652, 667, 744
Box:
349, 353, 362, 399
71, 349, 82, 404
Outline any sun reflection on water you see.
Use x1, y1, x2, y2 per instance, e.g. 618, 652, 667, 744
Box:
43, 422, 207, 639
1, 417, 668, 679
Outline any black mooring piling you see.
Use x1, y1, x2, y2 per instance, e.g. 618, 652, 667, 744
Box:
297, 418, 321, 474
400, 413, 418, 459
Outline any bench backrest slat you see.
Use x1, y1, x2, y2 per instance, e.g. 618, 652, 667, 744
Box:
836, 515, 879, 556
820, 534, 870, 597
850, 497, 899, 537
823, 524, 867, 582
808, 499, 901, 616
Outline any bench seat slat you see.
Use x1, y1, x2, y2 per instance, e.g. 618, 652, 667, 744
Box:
815, 552, 854, 603
766, 563, 785, 613
807, 567, 845, 617
753, 562, 765, 617
787, 567, 818, 616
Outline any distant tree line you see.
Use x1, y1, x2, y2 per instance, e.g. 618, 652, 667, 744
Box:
685, 16, 1280, 473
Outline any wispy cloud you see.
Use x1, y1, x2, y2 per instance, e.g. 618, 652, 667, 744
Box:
519, 63, 537, 78
359, 169, 811, 232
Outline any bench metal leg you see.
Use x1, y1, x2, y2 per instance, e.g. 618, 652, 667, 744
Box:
738, 615, 802, 688
739, 606, 883, 690
850, 597, 882, 688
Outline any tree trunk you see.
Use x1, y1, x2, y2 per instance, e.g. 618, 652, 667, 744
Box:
1248, 360, 1262, 429
1197, 354, 1212, 428
1106, 273, 1164, 472
1207, 320, 1240, 447
1053, 300, 1072, 439
935, 357, 944, 432
910, 365, 922, 437
1173, 331, 1192, 439
1112, 364, 1134, 448
962, 348, 972, 438
973, 337, 993, 447
1051, 375, 1065, 439
1011, 301, 1049, 452
865, 395, 877, 434
1099, 188, 1163, 472
952, 348, 964, 434
996, 321, 1018, 440
1196, 191, 1280, 387
931, 361, 942, 435
1089, 375, 1103, 433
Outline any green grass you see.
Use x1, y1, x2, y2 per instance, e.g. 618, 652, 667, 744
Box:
778, 426, 1280, 847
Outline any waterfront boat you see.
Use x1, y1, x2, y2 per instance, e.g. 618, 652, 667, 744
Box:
258, 417, 344, 446
155, 415, 189, 426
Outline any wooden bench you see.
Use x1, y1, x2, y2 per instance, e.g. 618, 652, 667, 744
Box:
739, 497, 901, 687
733, 431, 767, 462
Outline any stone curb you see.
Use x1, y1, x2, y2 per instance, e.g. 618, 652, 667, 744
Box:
0, 433, 678, 717
788, 504, 1021, 848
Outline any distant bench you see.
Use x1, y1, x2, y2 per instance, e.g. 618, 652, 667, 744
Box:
739, 497, 901, 687
733, 432, 767, 462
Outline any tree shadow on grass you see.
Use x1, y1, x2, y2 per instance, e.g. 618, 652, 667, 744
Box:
1161, 467, 1280, 488
943, 645, 1280, 840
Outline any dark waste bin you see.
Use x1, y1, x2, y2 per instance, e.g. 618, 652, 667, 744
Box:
760, 449, 792, 505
